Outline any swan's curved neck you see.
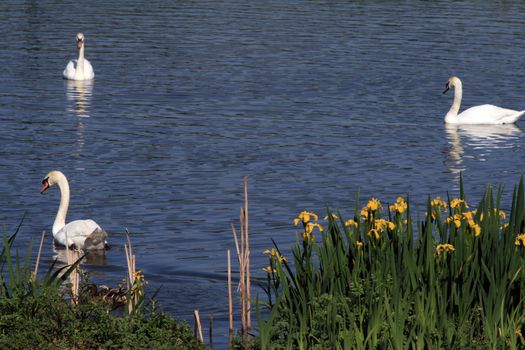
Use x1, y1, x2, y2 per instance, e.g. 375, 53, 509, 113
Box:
52, 177, 70, 235
446, 83, 463, 123
75, 45, 85, 80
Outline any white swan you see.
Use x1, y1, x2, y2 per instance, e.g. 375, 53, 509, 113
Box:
63, 32, 95, 81
443, 76, 525, 124
40, 171, 107, 250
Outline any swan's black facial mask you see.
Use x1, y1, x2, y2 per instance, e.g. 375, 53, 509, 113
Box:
443, 84, 450, 94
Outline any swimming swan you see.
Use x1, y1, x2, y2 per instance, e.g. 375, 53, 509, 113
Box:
443, 76, 525, 124
63, 32, 95, 81
40, 170, 107, 250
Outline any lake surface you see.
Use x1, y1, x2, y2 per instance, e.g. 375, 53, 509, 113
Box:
2, 0, 525, 347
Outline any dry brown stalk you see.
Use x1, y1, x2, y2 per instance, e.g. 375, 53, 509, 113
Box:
124, 229, 136, 314
32, 231, 45, 281
194, 309, 204, 342
231, 224, 241, 266
228, 249, 233, 344
239, 207, 246, 336
229, 176, 252, 341
244, 176, 251, 333
66, 248, 80, 304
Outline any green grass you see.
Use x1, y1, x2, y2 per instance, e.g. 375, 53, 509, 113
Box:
257, 177, 525, 349
0, 221, 205, 350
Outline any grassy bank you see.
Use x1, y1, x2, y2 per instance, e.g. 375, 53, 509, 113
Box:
0, 228, 205, 350
257, 178, 525, 349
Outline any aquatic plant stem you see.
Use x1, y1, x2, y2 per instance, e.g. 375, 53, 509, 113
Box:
231, 224, 241, 267
66, 248, 80, 304
194, 309, 203, 342
240, 208, 246, 336
228, 249, 233, 344
32, 230, 45, 281
244, 176, 251, 333
125, 229, 136, 314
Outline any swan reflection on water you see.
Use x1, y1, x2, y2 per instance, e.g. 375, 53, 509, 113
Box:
65, 79, 93, 118
445, 123, 523, 183
52, 242, 107, 266
65, 79, 93, 161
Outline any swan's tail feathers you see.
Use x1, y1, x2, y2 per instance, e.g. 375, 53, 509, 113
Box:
84, 228, 109, 251
502, 110, 525, 124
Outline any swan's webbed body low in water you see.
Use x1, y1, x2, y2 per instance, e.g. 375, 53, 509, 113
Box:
63, 32, 95, 81
443, 76, 525, 124
40, 170, 108, 250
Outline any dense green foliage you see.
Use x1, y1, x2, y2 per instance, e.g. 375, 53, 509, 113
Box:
0, 289, 204, 350
0, 223, 205, 350
258, 178, 525, 349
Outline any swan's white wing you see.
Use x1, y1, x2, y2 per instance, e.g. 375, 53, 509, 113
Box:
63, 59, 77, 80
54, 219, 104, 248
458, 104, 525, 124
83, 58, 95, 80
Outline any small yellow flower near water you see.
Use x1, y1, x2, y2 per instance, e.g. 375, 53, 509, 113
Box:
366, 198, 382, 211
293, 211, 319, 225
450, 198, 468, 209
368, 228, 381, 240
389, 197, 407, 214
374, 218, 395, 231
515, 234, 525, 247
431, 196, 448, 210
516, 327, 523, 338
345, 219, 358, 228
263, 248, 278, 257
356, 241, 364, 247
445, 213, 462, 228
263, 266, 277, 273
324, 213, 338, 220
360, 208, 370, 221
302, 231, 314, 242
470, 223, 481, 237
305, 222, 324, 234
435, 243, 455, 256
462, 211, 475, 220
499, 210, 506, 219
263, 248, 287, 262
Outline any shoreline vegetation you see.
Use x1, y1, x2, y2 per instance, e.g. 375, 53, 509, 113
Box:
252, 176, 525, 349
3, 175, 525, 349
0, 224, 205, 350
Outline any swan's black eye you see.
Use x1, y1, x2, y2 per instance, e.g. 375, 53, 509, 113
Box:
42, 178, 48, 185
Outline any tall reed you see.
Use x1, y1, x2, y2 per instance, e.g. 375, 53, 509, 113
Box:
230, 176, 252, 344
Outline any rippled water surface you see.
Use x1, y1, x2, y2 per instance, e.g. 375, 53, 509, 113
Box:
2, 0, 525, 346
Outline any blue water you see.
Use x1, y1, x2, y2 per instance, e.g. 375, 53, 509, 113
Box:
2, 0, 525, 347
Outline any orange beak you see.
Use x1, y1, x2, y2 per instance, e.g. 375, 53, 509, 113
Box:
40, 181, 49, 194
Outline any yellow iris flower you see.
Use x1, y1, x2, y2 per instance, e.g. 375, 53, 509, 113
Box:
515, 234, 525, 247
368, 229, 380, 240
431, 196, 448, 210
450, 198, 468, 209
293, 211, 319, 226
345, 219, 358, 228
366, 198, 382, 211
435, 243, 455, 256
263, 266, 277, 273
263, 248, 287, 263
389, 197, 407, 214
